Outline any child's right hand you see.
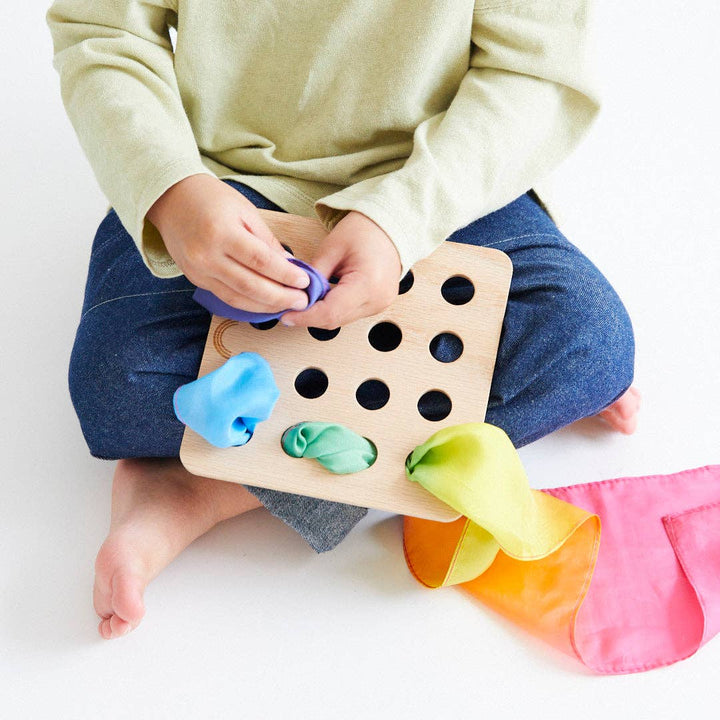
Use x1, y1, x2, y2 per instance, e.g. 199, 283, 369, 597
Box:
146, 174, 311, 313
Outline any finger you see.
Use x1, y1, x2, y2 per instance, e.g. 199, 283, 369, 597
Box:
281, 276, 367, 328
210, 265, 309, 313
239, 210, 289, 256
205, 277, 307, 314
226, 226, 310, 290
308, 239, 346, 281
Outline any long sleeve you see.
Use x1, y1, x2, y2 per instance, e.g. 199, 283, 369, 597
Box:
313, 0, 602, 277
46, 0, 215, 277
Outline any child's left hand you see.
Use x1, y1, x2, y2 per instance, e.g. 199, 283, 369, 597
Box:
281, 211, 402, 329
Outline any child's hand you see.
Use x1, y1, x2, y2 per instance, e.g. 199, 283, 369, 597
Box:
281, 211, 402, 329
147, 174, 311, 313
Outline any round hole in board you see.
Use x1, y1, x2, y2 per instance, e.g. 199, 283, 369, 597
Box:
429, 332, 464, 363
282, 244, 294, 256
280, 425, 379, 468
368, 321, 402, 352
417, 390, 452, 421
250, 318, 279, 331
361, 436, 379, 467
441, 275, 475, 305
294, 368, 329, 399
282, 421, 380, 467
356, 379, 390, 410
329, 275, 340, 285
398, 270, 414, 295
230, 417, 254, 443
279, 423, 304, 454
308, 326, 341, 341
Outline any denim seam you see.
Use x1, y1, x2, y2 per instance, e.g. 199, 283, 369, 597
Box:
92, 225, 140, 262
480, 232, 565, 249
81, 289, 195, 320
92, 235, 121, 259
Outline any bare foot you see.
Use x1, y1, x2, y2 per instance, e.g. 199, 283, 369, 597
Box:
597, 386, 642, 434
93, 457, 262, 639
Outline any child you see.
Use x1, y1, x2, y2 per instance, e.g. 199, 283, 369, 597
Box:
46, 0, 640, 640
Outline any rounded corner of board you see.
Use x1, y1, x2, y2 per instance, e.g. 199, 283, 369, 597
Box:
420, 505, 463, 523
178, 438, 201, 475
486, 246, 514, 275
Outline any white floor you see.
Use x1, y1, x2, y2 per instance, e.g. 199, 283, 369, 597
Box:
2, 2, 719, 718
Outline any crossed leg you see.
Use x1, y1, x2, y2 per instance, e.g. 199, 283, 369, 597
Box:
76, 186, 639, 640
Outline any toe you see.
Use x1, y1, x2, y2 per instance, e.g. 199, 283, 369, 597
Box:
627, 386, 642, 412
98, 617, 112, 640
98, 614, 132, 640
598, 402, 638, 434
109, 614, 133, 638
624, 416, 638, 434
111, 568, 146, 628
93, 537, 119, 619
93, 536, 147, 639
615, 413, 638, 434
615, 387, 642, 419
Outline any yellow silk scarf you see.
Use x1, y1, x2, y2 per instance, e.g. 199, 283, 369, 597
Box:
403, 423, 600, 657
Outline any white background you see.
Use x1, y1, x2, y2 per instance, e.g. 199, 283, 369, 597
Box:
1, 2, 719, 718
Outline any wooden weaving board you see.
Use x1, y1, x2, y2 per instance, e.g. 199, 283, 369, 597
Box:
179, 209, 512, 521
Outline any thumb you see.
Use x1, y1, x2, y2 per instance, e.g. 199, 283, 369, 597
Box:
311, 234, 346, 280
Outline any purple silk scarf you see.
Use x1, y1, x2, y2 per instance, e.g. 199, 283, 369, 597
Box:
192, 257, 330, 323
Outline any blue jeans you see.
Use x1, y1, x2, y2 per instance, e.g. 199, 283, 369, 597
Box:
68, 180, 634, 552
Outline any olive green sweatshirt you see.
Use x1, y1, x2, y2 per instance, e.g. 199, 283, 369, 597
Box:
46, 0, 600, 278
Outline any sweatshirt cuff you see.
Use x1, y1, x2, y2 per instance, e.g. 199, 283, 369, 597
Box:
129, 157, 217, 278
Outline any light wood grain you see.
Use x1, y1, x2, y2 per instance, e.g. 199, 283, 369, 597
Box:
179, 209, 512, 521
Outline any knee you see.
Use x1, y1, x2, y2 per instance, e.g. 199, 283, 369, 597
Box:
68, 317, 135, 459
68, 313, 187, 459
553, 271, 635, 413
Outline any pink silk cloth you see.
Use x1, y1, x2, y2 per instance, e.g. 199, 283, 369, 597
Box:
403, 424, 720, 673
546, 465, 720, 673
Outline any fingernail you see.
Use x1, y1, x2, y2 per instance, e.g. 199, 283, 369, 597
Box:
295, 272, 310, 288
281, 316, 295, 326
291, 299, 308, 311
